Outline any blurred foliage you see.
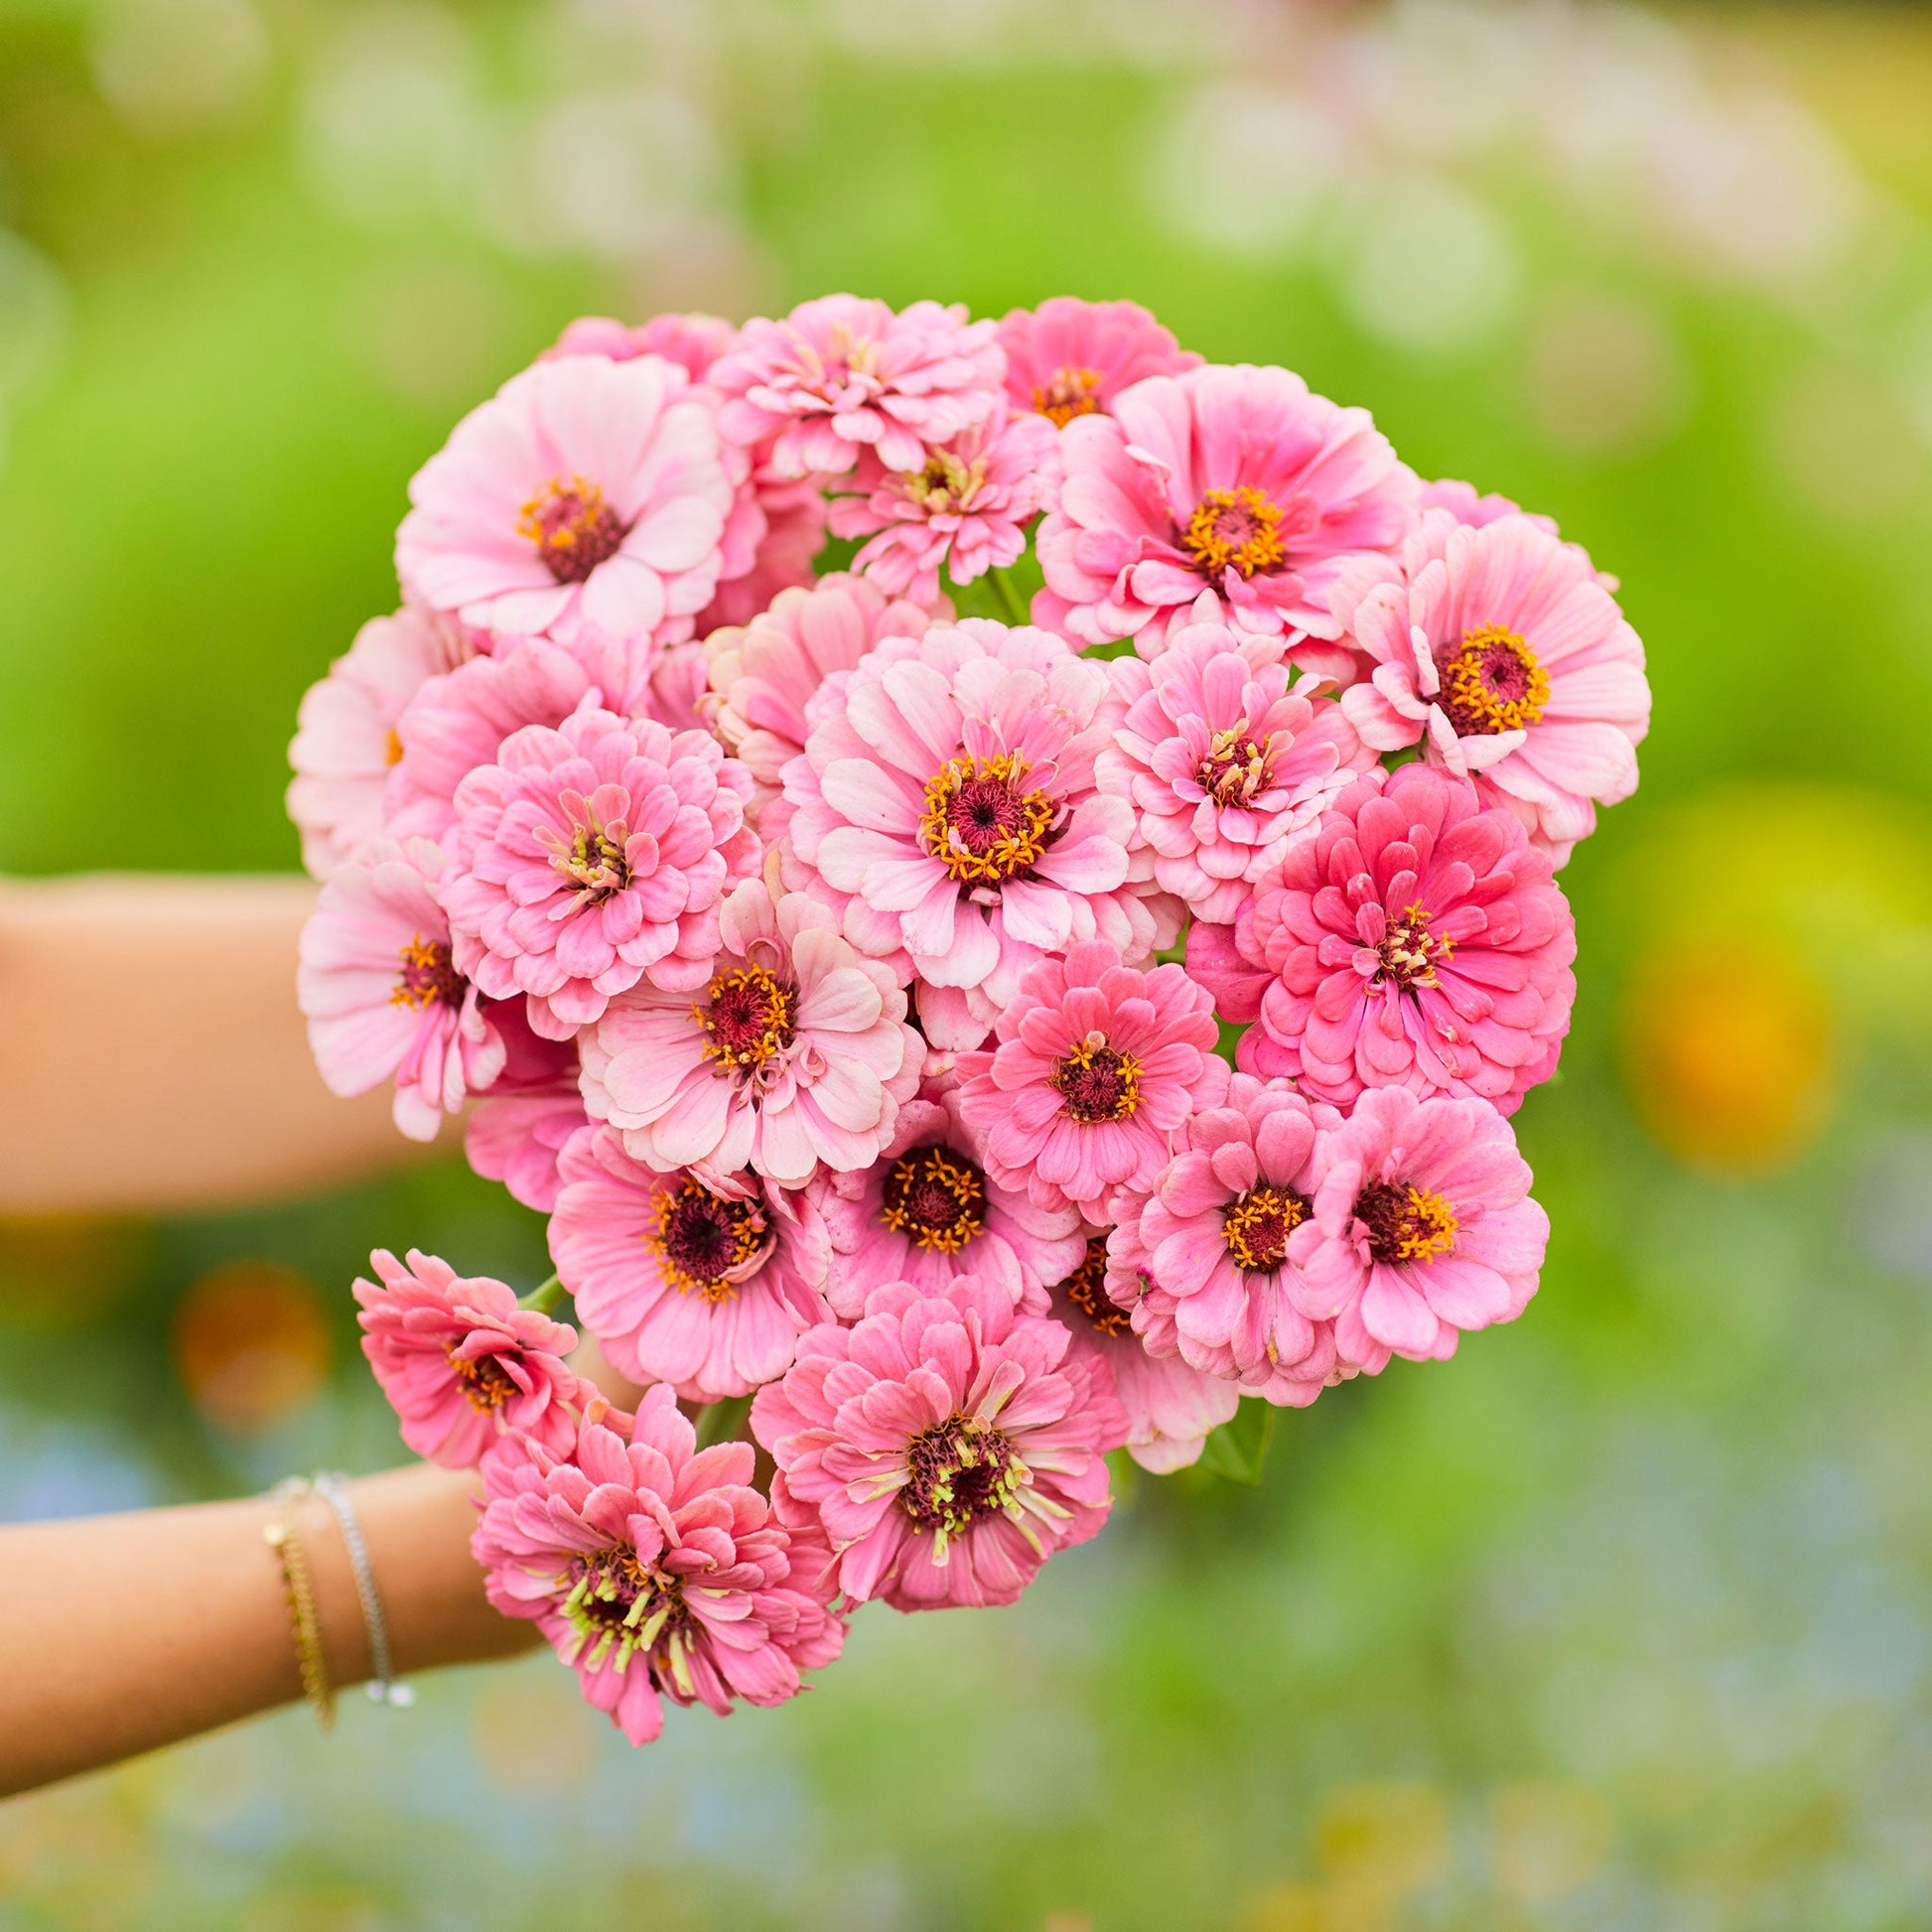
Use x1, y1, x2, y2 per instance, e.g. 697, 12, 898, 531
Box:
2, 1, 1932, 1928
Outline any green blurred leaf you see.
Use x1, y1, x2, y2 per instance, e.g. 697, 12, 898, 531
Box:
1198, 1398, 1276, 1486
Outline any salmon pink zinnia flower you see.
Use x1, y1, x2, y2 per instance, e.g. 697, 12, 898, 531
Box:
780, 618, 1174, 1049
955, 939, 1222, 1219
821, 1084, 1088, 1317
1131, 1073, 1349, 1401
297, 836, 506, 1141
547, 1126, 831, 1401
579, 878, 921, 1188
710, 294, 1005, 481
1049, 1233, 1237, 1473
997, 295, 1201, 428
397, 353, 734, 649
1241, 763, 1577, 1114
750, 1274, 1125, 1611
474, 1385, 845, 1746
829, 410, 1060, 605
355, 1248, 581, 1467
443, 703, 759, 1039
1339, 511, 1650, 867
1096, 617, 1375, 925
1296, 1085, 1549, 1366
1035, 362, 1418, 659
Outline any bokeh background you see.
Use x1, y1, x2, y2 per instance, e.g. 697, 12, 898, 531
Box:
4, 0, 1932, 1925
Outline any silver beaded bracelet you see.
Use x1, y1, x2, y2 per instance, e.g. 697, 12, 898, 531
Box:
312, 1470, 416, 1708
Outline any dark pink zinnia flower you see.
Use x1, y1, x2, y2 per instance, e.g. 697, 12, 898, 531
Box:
1240, 762, 1577, 1115
474, 1386, 845, 1745
354, 1248, 581, 1468
750, 1275, 1125, 1610
1295, 1085, 1549, 1365
443, 702, 759, 1039
997, 295, 1201, 428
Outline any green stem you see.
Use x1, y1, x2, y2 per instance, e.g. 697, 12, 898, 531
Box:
988, 565, 1029, 625
518, 1273, 568, 1315
693, 1394, 752, 1449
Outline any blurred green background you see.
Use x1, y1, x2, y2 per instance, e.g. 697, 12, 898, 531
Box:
4, 1, 1932, 1926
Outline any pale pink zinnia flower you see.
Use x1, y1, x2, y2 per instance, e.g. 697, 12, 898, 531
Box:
542, 311, 736, 380
829, 411, 1059, 605
1338, 511, 1650, 867
1294, 1085, 1549, 1366
750, 1274, 1125, 1611
474, 1385, 844, 1745
547, 1125, 831, 1401
1095, 616, 1375, 925
1049, 1232, 1237, 1473
821, 1084, 1087, 1318
396, 353, 734, 649
701, 572, 940, 824
781, 619, 1174, 1049
443, 703, 759, 1039
297, 835, 506, 1141
997, 295, 1201, 428
1241, 763, 1577, 1115
354, 1248, 580, 1467
954, 938, 1221, 1219
578, 878, 921, 1188
710, 295, 1005, 481
694, 478, 828, 634
287, 607, 470, 881
1131, 1073, 1349, 1402
1035, 362, 1418, 659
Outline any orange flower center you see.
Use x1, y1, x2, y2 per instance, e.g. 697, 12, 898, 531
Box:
1438, 623, 1549, 736
1032, 365, 1103, 427
1052, 1037, 1143, 1123
917, 753, 1057, 890
518, 475, 626, 585
391, 934, 464, 1010
646, 1179, 767, 1301
1058, 1235, 1131, 1336
880, 1146, 987, 1255
1222, 1183, 1309, 1273
1352, 1180, 1458, 1264
696, 966, 795, 1072
1182, 484, 1289, 579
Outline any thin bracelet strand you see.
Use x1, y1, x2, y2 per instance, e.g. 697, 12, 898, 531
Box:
312, 1471, 415, 1709
263, 1478, 334, 1730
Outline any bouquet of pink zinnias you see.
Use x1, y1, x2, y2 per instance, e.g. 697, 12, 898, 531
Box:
290, 295, 1648, 1743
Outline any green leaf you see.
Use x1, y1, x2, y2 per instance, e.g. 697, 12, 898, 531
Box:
693, 1393, 752, 1449
1197, 1399, 1276, 1486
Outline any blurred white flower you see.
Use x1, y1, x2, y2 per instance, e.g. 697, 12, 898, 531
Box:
1524, 289, 1691, 459
90, 0, 269, 139
1330, 176, 1520, 356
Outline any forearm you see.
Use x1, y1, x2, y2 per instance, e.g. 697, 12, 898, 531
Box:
0, 874, 428, 1212
0, 1463, 537, 1798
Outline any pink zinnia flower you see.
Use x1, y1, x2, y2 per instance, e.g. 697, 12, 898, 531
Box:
578, 878, 921, 1189
1131, 1072, 1348, 1401
710, 294, 1005, 481
694, 477, 828, 634
1294, 1085, 1548, 1366
474, 1385, 844, 1745
297, 835, 506, 1141
781, 618, 1173, 1049
821, 1084, 1087, 1318
1241, 763, 1577, 1115
750, 1274, 1124, 1611
1095, 615, 1375, 925
701, 572, 940, 824
464, 1005, 585, 1213
443, 703, 759, 1039
1338, 512, 1650, 867
354, 1248, 580, 1467
542, 311, 736, 380
829, 411, 1059, 604
396, 353, 734, 649
547, 1125, 831, 1401
954, 938, 1221, 1219
384, 632, 660, 846
997, 295, 1201, 428
287, 607, 470, 880
1035, 362, 1418, 659
1049, 1232, 1236, 1473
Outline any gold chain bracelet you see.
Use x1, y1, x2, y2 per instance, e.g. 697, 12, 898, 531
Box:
263, 1477, 335, 1730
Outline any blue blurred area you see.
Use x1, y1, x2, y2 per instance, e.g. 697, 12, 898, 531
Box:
3, 3, 1932, 1927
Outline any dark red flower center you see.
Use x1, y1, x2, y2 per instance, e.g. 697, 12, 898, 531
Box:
1058, 1234, 1131, 1336
1437, 622, 1549, 737
918, 753, 1058, 890
1222, 1183, 1309, 1273
698, 966, 795, 1072
899, 1413, 1023, 1539
560, 1546, 689, 1675
391, 934, 465, 1011
879, 1146, 987, 1254
647, 1178, 769, 1300
1195, 724, 1273, 806
1376, 902, 1449, 992
518, 475, 627, 584
1051, 1039, 1143, 1123
1352, 1178, 1459, 1264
